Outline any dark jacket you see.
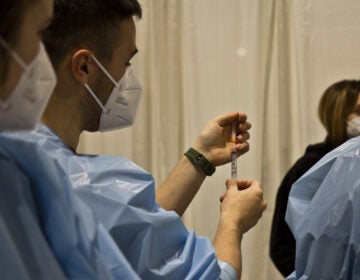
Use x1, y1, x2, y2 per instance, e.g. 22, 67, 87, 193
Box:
270, 141, 335, 277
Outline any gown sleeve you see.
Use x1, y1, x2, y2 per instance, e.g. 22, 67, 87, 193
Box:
72, 155, 222, 280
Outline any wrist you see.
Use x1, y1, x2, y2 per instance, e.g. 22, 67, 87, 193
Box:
184, 147, 216, 176
219, 214, 246, 237
192, 143, 213, 162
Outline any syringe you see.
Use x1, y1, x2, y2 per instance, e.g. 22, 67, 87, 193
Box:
231, 124, 237, 179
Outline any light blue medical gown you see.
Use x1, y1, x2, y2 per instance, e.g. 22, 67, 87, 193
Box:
0, 131, 140, 279
0, 155, 66, 280
22, 124, 225, 280
285, 137, 360, 280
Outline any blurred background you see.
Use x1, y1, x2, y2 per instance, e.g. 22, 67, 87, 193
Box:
78, 0, 360, 279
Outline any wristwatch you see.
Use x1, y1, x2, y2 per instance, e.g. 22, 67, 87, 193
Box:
184, 147, 216, 176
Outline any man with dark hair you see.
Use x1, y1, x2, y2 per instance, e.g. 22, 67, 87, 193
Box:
7, 0, 266, 279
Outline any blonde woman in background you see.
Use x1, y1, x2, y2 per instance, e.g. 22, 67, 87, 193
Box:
270, 80, 360, 277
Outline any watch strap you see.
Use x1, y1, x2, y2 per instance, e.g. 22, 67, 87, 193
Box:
184, 147, 216, 176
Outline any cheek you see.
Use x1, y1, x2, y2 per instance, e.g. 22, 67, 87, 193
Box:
14, 25, 40, 65
114, 66, 127, 82
94, 75, 114, 104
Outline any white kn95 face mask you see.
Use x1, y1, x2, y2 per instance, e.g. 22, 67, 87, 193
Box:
84, 54, 142, 132
0, 39, 57, 131
347, 116, 360, 138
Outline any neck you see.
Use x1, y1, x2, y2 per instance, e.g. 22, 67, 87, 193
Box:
42, 90, 83, 151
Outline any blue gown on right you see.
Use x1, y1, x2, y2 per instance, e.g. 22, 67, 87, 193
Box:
286, 137, 360, 279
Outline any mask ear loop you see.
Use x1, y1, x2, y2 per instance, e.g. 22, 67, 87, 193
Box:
0, 38, 27, 110
84, 54, 121, 115
84, 83, 111, 114
90, 54, 120, 89
0, 37, 28, 71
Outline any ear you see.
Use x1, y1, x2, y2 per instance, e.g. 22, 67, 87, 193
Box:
71, 49, 95, 85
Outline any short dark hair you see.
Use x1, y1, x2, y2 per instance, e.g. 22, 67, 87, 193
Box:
42, 0, 142, 69
318, 79, 360, 146
0, 0, 34, 81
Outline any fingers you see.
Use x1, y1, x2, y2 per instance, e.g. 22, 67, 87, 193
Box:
213, 112, 251, 138
237, 131, 250, 142
237, 112, 248, 124
226, 179, 258, 191
225, 179, 237, 190
237, 179, 259, 191
262, 200, 268, 211
228, 180, 264, 200
214, 112, 251, 149
235, 142, 249, 156
215, 112, 241, 127
238, 121, 251, 133
215, 112, 248, 127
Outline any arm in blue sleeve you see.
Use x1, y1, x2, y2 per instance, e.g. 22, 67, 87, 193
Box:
218, 261, 238, 280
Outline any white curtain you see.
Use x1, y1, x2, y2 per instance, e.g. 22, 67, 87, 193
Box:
78, 1, 360, 279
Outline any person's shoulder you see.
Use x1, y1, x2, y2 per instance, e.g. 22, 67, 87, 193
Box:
0, 153, 29, 185
303, 141, 333, 158
0, 123, 70, 159
0, 130, 41, 159
319, 137, 360, 162
0, 126, 44, 148
289, 142, 327, 173
277, 142, 331, 191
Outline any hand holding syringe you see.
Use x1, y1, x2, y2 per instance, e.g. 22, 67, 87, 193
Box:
189, 112, 249, 178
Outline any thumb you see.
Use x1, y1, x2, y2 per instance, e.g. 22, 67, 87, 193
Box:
225, 179, 238, 190
215, 112, 240, 127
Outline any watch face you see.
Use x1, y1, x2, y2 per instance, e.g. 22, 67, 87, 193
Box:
195, 154, 203, 162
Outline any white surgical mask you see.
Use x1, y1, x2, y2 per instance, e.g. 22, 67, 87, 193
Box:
347, 116, 360, 138
84, 54, 142, 132
0, 39, 57, 131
